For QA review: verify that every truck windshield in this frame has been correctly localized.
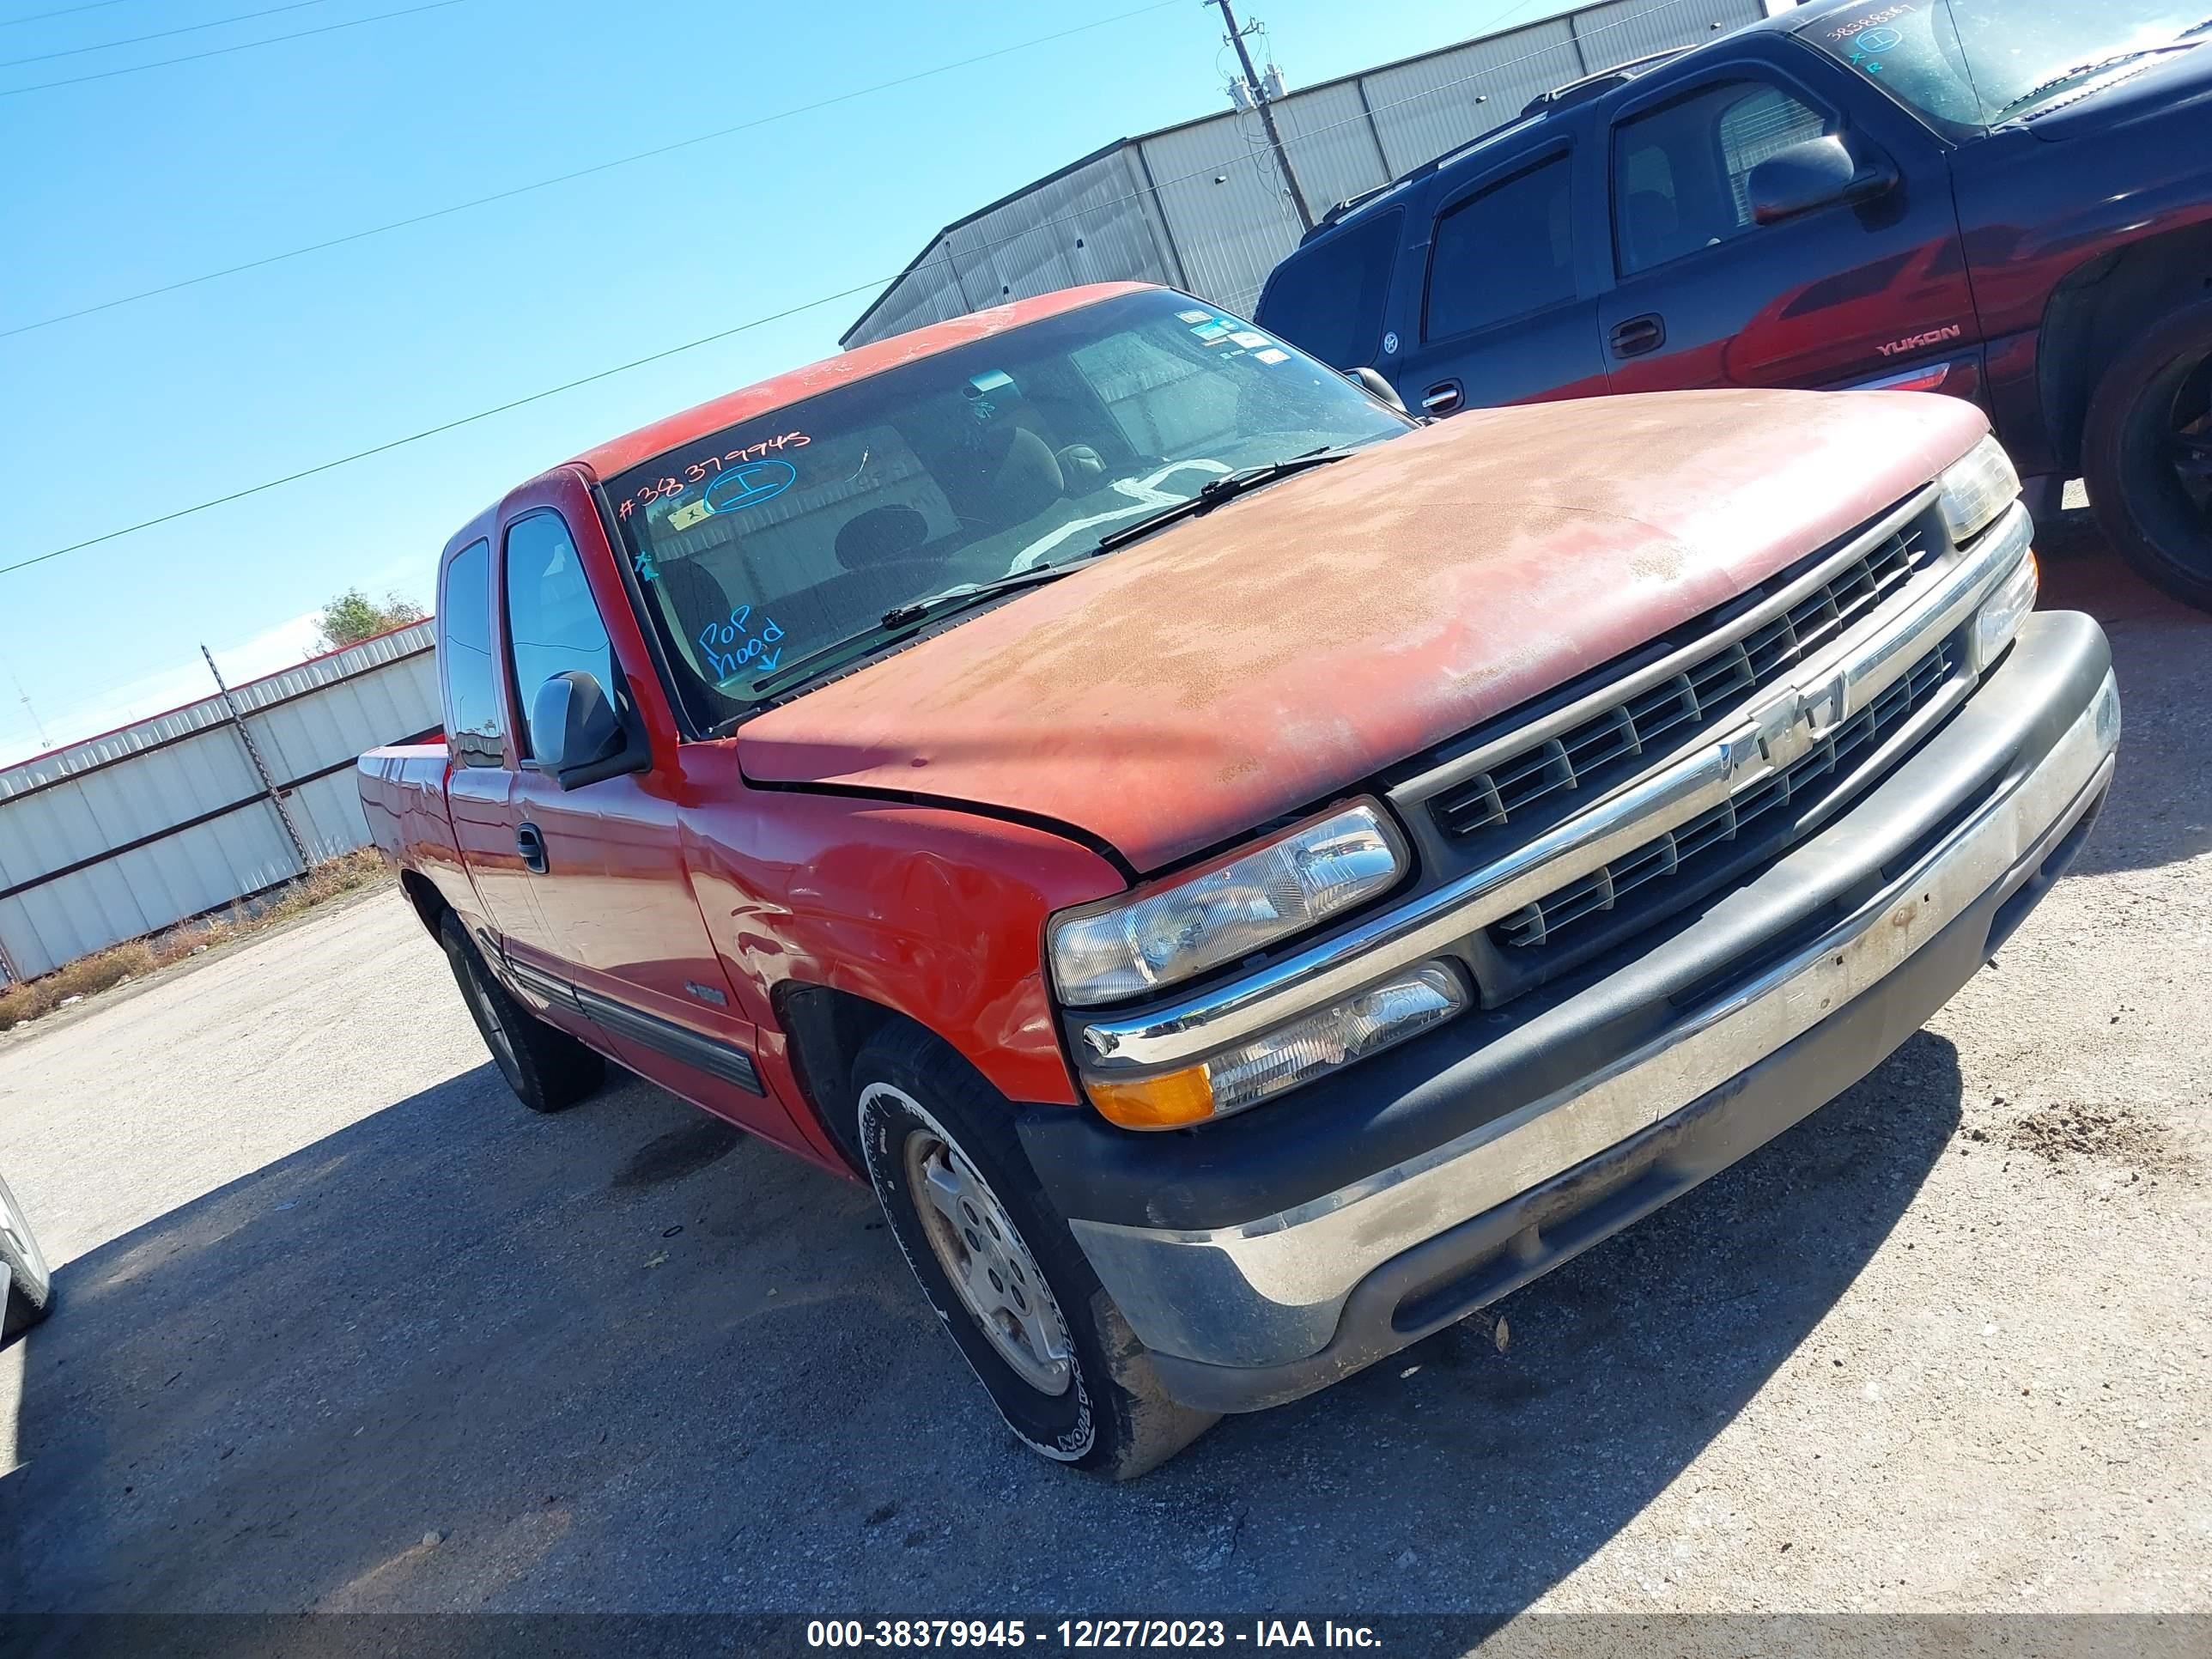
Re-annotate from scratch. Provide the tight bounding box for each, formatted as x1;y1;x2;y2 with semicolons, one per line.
603;289;1409;730
1798;1;2205;135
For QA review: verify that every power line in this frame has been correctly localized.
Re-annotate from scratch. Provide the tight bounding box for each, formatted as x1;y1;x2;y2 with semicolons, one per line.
0;0;138;27
0;276;896;580
0;0;335;68
0;0;465;95
0;0;1713;578
0;0;1182;338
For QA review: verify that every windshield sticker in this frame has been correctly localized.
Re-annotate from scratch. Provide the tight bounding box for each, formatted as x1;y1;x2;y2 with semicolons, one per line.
1812;2;1917;74
704;459;798;514
667;499;713;532
615;432;812;520
1176;308;1211;324
1229;330;1269;349
1189;319;1232;342
1820;3;1913;43
698;605;787;681
1254;348;1289;365
1805;3;1929;79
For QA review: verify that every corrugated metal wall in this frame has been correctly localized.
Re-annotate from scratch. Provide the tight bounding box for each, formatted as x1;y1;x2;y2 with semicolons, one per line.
844;0;1763;345
0;623;440;981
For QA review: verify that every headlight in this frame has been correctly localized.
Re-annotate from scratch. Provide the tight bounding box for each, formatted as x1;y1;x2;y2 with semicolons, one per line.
1086;963;1469;1129
1938;434;2021;543
1970;547;2039;672
1048;802;1406;1007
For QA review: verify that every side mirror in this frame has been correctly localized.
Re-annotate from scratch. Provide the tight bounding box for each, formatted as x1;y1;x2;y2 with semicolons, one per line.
1747;135;1897;227
1347;365;1409;416
531;670;646;791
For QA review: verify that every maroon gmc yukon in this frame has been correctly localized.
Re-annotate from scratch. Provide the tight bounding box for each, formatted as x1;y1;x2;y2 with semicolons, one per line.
364;283;2120;1475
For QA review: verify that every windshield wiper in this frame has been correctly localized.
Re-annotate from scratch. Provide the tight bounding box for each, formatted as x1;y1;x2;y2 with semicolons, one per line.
736;558;1099;704
1991;45;2185;119
1093;446;1358;555
877;559;1096;630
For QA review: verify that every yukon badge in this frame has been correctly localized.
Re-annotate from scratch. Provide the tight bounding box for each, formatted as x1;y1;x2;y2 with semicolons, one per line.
1877;322;1964;358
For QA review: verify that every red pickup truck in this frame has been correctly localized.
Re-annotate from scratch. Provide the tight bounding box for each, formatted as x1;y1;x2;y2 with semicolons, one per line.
362;282;2120;1477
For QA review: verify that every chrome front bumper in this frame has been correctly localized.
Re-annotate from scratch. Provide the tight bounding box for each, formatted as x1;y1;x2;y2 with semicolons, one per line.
1066;660;2120;1388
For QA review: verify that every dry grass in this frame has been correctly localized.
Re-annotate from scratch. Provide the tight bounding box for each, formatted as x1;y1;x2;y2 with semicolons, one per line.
0;848;392;1034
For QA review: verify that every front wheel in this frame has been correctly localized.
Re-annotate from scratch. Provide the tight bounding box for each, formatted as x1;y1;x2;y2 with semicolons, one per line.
2082;296;2212;612
853;1026;1217;1480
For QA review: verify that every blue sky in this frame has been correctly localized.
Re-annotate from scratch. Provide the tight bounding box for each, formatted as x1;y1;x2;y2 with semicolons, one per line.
0;0;1567;763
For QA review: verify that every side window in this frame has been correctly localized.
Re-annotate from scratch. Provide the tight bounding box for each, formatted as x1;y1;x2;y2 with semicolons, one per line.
1613;78;1832;276
1253;209;1402;370
502;512;614;761
440;540;505;769
1423;154;1577;342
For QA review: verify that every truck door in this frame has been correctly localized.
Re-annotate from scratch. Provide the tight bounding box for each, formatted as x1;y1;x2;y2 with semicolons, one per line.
436;536;552;955
1395;137;1612;416
1595;43;1977;398
495;503;806;1148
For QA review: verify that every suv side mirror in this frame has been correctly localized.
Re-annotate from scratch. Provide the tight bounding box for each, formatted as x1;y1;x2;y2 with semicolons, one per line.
1747;135;1897;227
1346;365;1409;416
531;670;647;791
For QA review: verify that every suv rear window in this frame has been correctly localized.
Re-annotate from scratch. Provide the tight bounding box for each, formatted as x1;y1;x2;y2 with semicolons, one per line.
1255;210;1403;370
1425;154;1576;340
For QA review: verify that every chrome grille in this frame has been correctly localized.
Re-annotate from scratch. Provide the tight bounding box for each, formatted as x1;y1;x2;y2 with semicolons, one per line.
1434;528;1928;841
1492;641;1957;951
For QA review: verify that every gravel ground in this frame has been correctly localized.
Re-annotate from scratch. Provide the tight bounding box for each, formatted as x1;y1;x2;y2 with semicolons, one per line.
0;522;2205;1622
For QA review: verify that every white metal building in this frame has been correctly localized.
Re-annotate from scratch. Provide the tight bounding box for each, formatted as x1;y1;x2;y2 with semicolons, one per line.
843;0;1767;349
0;623;439;982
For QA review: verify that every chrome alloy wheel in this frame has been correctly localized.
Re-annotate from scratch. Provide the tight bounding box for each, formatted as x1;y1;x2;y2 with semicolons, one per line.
901;1125;1073;1396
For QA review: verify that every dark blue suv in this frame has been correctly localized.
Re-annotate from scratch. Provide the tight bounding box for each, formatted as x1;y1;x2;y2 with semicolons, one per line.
1255;0;2212;611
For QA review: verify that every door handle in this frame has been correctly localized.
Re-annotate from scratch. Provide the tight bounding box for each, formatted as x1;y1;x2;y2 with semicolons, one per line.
1421;381;1464;416
1610;314;1667;359
516;823;549;875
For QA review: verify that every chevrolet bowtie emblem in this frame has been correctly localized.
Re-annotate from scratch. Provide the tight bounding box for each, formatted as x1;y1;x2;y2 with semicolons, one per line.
1737;672;1850;775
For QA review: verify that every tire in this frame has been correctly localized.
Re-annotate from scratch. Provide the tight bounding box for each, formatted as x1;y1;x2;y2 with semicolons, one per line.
853;1025;1218;1480
438;912;605;1115
2081;295;2212;612
0;1169;53;1344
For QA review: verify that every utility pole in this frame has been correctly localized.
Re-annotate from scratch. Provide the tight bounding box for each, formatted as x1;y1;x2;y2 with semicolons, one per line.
1207;0;1315;232
203;643;310;875
1;653;48;753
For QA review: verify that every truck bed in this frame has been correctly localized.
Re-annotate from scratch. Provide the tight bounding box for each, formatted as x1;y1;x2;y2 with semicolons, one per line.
358;744;454;870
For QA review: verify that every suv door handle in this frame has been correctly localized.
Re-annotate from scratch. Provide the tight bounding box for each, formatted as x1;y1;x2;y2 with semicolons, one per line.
1610;314;1666;359
517;823;549;875
1421;381;1464;415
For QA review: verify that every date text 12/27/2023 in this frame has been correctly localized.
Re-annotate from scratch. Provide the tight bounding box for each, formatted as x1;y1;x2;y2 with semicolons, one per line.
805;1620;1382;1650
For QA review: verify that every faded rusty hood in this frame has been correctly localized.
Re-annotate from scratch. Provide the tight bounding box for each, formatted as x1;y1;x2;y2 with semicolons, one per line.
738;389;1990;874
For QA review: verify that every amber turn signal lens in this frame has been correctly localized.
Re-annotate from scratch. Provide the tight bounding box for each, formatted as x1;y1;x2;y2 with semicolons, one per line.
1086;1067;1217;1129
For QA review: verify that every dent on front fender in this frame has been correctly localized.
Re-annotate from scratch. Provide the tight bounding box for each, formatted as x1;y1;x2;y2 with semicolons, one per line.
675;748;1127;1109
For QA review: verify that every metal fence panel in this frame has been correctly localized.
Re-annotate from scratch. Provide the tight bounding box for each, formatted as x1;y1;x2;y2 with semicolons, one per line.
1359;19;1584;176
287;770;377;863
1266;82;1393;223
1573;0;1765;71
0;627;438;983
0;799;299;979
1136;119;1308;319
